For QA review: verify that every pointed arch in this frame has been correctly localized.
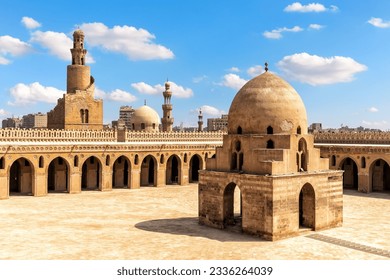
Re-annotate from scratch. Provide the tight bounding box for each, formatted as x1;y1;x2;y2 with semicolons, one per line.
9;157;34;195
267;126;273;135
189;154;203;183
298;138;308;171
223;182;242;229
299;183;315;229
140;155;157;186
81;156;102;190
237;126;242;134
39;156;44;168
266;139;274;149
112;156;131;188
166;154;181;185
340;157;358;189
370;159;390;192
48;157;70;193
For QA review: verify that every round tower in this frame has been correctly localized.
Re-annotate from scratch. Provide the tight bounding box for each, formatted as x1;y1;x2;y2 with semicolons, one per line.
198;108;203;132
161;81;174;132
67;29;91;93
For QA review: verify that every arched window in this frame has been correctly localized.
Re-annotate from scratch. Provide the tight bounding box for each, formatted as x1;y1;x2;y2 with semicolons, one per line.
134;155;139;165
141;123;146;130
235;140;241;152
238;153;243;171
152;123;156;129
106;155;110;166
267;126;273;135
266;139;274;149
80;109;85;123
85;109;89;123
74;156;79;167
184;153;188;163
160;154;165;164
237;126;242;134
361;157;366;168
231;152;237;170
0;157;4;169
132;124;135;130
331;155;336;166
297;126;302;134
39;156;44;168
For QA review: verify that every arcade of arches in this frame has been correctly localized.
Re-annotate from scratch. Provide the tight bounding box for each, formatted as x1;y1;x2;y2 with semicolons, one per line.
318;145;390;193
0;150;211;199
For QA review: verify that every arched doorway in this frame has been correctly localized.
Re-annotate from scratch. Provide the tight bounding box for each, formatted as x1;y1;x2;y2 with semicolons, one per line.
299;183;315;229
340;157;358;189
112;156;131;188
189;154;203;183
141;155;157;186
48;157;69;193
81;156;102;190
166;155;181;185
371;159;390;192
9;158;34;195
298;138;308;171
223;183;242;228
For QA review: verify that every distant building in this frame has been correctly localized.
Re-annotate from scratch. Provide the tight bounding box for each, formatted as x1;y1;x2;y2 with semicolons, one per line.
119;106;135;128
2;117;22;128
22;113;47;129
309;123;322;133
207;114;228;131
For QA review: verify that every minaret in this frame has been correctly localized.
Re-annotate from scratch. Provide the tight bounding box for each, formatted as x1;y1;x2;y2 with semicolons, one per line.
161;81;174;132
198;108;203;132
67;29;91;94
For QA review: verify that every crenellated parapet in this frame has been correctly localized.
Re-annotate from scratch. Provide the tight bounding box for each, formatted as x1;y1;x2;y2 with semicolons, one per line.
313;131;390;144
0;128;225;144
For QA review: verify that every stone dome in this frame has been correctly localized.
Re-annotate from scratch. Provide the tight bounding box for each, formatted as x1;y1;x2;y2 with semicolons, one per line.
73;29;84;37
228;71;307;135
131;105;160;132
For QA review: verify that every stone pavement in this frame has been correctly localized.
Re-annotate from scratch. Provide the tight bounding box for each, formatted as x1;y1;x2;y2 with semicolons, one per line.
0;185;389;260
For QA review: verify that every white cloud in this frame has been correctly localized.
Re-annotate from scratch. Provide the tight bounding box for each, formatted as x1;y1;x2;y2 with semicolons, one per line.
309;24;325;30
221;74;248;90
200;105;225;116
8;82;64;105
277;53;367;86
368;17;390;28
0;109;9;116
362;120;388;128
368;107;379;113
95;87;137;102
80;22;174;60
192;75;208;83
30;30;95;63
21;17;41;29
228;67;240;72
284;2;327;13
0;35;32;64
247;65;264;77
263;26;303;39
131;81;193;98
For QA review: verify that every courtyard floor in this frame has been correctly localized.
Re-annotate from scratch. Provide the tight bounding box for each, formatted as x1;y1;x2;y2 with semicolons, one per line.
0;184;389;260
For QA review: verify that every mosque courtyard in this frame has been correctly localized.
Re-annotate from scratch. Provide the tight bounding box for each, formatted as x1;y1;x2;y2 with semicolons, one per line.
0;184;389;260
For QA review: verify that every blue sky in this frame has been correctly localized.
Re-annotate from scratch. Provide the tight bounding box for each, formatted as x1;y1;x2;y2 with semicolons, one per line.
1;0;390;129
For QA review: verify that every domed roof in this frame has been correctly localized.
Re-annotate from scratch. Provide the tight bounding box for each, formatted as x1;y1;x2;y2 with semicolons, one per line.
131;105;160;131
73;29;84;37
228;71;307;135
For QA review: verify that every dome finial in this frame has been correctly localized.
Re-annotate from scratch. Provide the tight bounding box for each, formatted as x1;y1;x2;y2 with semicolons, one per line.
265;62;268;72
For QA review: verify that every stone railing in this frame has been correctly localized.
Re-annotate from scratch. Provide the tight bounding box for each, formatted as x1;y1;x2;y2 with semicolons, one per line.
0;128;225;144
313;131;390;144
125;131;225;143
0;128;117;142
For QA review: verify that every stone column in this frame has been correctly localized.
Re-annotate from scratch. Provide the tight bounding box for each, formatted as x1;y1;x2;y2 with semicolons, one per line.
358;171;370;193
100;166;112;191
130;168;141;189
34;169;47;197
0;170;8;199
180;163;189;186
69;169;81;194
157;164;166;187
